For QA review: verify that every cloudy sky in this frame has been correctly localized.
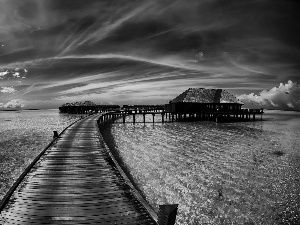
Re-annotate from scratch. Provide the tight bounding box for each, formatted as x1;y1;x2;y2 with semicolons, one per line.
0;0;299;110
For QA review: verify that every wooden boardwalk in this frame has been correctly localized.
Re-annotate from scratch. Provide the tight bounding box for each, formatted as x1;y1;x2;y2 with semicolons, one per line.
0;115;157;225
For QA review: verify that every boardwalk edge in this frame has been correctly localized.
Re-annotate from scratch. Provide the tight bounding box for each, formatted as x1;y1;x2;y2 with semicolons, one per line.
97;117;159;223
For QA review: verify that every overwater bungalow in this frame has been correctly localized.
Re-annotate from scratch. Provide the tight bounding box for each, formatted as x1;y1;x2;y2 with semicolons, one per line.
165;88;243;112
165;88;263;122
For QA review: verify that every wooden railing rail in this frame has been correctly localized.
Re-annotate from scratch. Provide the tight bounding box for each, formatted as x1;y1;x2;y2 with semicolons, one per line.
97;112;178;225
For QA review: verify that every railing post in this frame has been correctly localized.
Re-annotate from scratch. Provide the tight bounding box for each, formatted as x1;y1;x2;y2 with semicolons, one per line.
158;204;178;225
53;131;59;139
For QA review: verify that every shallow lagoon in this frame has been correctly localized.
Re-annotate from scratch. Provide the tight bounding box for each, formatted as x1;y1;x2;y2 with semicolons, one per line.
1;109;299;224
102;110;300;224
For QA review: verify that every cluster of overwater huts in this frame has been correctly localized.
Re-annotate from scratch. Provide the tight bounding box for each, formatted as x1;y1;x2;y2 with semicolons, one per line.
59;88;263;122
59;101;119;114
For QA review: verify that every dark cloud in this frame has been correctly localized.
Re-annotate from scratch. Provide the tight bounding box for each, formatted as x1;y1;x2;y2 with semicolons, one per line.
47;0;100;11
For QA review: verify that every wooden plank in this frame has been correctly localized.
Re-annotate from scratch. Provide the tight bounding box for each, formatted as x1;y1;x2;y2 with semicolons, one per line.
0;115;157;224
2;212;155;225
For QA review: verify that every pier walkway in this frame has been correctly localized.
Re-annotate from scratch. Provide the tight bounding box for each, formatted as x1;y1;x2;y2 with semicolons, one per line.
0;115;156;225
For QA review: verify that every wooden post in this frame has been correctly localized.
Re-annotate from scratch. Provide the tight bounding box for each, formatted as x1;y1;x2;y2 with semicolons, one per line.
53;131;59;139
143;113;146;124
158;204;178;225
152;113;155;124
161;113;164;123
123;114;126;123
112;114;115;123
172;114;174;122
133;114;136;124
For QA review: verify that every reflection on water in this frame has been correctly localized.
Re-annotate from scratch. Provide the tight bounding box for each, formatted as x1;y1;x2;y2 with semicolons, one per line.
0;110;80;200
102;111;300;224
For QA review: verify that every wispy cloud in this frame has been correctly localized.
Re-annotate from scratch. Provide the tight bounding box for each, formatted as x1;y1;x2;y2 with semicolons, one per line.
59;1;155;55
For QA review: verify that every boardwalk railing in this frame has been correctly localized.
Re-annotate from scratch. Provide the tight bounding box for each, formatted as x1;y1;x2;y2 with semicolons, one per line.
96;107;263;124
97;112;179;225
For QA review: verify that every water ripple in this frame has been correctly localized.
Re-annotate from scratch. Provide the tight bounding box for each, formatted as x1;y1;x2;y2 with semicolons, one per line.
103;112;300;224
0;110;81;200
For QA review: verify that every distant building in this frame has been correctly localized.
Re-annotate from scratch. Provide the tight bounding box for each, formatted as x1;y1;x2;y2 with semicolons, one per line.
165;88;243;113
59;101;120;114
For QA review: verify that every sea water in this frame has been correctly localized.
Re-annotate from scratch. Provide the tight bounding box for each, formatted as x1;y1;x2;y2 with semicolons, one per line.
102;110;300;225
0;109;80;200
1;109;299;224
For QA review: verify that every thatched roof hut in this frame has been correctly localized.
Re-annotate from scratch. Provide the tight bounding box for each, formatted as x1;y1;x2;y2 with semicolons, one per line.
170;88;243;104
166;88;243;113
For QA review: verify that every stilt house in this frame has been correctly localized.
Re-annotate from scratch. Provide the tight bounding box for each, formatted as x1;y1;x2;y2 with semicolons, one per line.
165;88;243;113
